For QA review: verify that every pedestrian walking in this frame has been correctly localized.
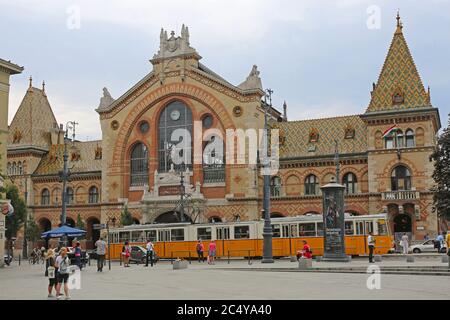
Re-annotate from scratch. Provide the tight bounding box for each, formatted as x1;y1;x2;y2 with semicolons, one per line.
301;240;312;259
435;233;444;253
122;241;131;267
196;240;205;263
445;232;450;255
45;249;57;298
95;237;107;272
207;240;216;265
367;232;376;263
400;233;409;254
74;241;82;271
55;247;71;300
145;240;154;267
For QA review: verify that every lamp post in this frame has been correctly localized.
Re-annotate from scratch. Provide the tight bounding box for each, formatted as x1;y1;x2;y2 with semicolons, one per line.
106;216;116;271
179;162;186;222
59;121;78;247
22;176;28;258
261;89;274;263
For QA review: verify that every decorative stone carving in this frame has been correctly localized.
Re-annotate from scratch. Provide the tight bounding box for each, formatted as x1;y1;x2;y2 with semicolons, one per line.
98;87;115;110
238;65;263;91
12;128;22;143
152;25;198;61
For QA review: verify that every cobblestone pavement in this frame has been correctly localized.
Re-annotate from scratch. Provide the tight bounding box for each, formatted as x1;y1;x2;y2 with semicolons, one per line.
0;258;449;300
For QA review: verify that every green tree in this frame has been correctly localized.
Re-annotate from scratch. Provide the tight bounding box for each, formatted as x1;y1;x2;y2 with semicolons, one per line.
76;213;85;230
5;184;26;240
120;204;133;226
25;215;41;243
431;117;450;221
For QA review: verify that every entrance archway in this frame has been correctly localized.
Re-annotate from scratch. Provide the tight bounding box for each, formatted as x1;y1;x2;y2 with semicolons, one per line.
393;214;412;233
271;213;285;218
154;211;192;224
86;217;101;250
38;218;52;232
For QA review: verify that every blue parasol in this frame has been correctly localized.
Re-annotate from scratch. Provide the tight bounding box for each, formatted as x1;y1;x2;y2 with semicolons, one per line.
41;225;86;238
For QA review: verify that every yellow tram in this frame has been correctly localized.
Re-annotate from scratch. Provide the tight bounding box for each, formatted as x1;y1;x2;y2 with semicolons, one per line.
107;214;392;260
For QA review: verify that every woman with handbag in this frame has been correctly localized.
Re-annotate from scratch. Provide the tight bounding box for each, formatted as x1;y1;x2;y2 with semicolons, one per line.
45;249;57;298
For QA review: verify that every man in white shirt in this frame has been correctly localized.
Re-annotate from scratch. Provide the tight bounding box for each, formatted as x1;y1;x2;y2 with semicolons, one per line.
95;237;107;272
367;232;376;263
145;240;154;267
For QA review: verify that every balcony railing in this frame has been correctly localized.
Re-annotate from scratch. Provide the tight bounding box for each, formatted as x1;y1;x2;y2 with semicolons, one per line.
203;166;225;184
381;190;420;201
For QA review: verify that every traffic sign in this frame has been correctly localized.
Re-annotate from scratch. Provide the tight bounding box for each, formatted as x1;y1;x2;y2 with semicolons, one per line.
93;223;106;230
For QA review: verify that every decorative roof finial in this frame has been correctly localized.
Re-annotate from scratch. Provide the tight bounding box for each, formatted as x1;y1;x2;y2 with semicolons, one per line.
42;80;45;93
427;86;431;103
29;76;32;88
283;101;287;121
395;10;403;34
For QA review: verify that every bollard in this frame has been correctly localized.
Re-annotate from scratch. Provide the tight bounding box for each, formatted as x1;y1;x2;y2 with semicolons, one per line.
406;255;415;263
228;251;230;264
442;255;449;263
120;253;122;266
189;252;191;264
248;250;252;265
298;258;313;270
171;252;174;265
315;256;323;262
18;254;21;266
374;255;382;262
290;256;297;262
173;259;188;270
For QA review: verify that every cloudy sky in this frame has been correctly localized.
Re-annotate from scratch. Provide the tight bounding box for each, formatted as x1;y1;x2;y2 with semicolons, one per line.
2;0;449;140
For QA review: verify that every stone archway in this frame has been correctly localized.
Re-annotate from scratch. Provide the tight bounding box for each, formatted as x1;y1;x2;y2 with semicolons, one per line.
86;217;101;250
154;211;192;224
271;213;285;218
393;214;412;233
38;218;52;232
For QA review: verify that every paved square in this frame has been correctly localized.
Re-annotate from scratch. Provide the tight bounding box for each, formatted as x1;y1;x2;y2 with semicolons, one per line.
0;257;449;300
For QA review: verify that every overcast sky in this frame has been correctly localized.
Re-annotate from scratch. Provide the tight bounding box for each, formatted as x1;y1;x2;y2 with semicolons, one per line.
2;0;449;141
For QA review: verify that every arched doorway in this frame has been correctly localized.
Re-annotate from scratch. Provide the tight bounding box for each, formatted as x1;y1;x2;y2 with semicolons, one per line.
132;218;140;225
393;214;412;233
86;217;101;250
38;218;52;232
154;211;192;224
65;218;75;227
271;213;285;218
208;216;222;223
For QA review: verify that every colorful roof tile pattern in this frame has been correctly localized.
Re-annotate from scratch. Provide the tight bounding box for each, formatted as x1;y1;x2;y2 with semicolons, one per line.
366;16;430;113
34;141;102;175
8;87;58;148
273;115;367;159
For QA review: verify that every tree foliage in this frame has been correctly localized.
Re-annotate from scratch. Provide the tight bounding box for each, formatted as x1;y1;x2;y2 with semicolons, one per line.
25;215;41;242
120;204;133;226
431;118;450;220
5;184;27;240
76;212;85;230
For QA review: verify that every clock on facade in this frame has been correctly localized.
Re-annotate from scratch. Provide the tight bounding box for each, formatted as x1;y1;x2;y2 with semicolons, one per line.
170;109;181;121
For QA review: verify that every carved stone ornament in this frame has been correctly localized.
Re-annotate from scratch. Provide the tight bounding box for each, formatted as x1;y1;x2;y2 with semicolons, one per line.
111;120;119;131
98;87;115;109
12;128;22;143
309;128;319;143
233;106;243;117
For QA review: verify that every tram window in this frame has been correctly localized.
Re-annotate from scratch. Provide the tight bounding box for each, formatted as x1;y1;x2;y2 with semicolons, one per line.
290;224;298;238
216;227;230;240
282;225;289;238
158;230;170;242
234;226;250;239
119;232;130;243
299;223;316;237
197;227;212;240
317;223;324;236
377;220;388;235
145;230;157;242
171;229;185;241
131;231;144;242
365;221;374;235
345;221;354;235
272;224;281;238
355;221;364;235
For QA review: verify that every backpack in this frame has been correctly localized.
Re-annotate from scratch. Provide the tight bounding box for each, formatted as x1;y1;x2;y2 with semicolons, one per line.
196;243;202;251
59;257;70;274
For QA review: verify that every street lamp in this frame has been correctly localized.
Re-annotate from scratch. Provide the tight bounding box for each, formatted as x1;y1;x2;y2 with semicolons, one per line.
261;89;274;263
106;215;116;271
59;121;78;247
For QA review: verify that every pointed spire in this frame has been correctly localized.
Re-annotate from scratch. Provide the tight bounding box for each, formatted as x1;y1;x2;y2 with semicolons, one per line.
395;10;403;34
29;76;32;88
427;86;431;103
42;80;45;92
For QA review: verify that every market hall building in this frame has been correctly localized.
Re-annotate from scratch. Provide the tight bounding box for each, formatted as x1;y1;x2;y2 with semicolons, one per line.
6;16;442;250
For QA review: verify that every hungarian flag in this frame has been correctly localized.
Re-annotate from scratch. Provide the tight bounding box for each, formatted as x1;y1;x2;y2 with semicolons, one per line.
382;124;398;138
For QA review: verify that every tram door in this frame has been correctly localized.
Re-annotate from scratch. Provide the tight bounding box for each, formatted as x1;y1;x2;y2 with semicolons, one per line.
216;227;230;257
158;229;170;241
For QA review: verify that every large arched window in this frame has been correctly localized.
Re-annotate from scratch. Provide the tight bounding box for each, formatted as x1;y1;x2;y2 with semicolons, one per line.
88;186;99;203
391;166;412;191
130;142;148;186
66;187;74;204
158;101;193;172
12;162;17;175
203;134;225;183
396;130;404;148
7;163;11;175
405;129;415;148
270;176;282;197
41;189;50;205
304;174;319;195
343;172;358;194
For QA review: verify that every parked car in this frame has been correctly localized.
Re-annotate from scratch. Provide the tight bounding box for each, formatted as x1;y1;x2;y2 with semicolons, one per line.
128;245;159;264
409;240;447;253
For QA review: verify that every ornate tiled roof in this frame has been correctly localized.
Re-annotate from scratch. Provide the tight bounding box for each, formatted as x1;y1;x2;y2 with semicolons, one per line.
33;140;102;176
366;14;430;113
273;115;367;159
8;86;58;149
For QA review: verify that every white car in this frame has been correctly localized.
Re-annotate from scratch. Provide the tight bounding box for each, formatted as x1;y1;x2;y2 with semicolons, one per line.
409;240;447;254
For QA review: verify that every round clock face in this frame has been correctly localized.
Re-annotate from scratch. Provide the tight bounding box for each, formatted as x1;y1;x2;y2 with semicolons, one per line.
170;109;181;121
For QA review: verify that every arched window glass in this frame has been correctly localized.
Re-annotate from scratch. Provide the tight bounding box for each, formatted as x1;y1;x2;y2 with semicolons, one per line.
270;176;282;197
66;187;74;204
405;129;415;148
391;166;412;191
396;130;404;148
304;174;319;195
12;162;17;175
385;136;394;149
343;172;358;194
158;101;193;172
7;163;11;175
130;142;148;186
88;186;99;203
41;189;50;205
203;134;225;183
